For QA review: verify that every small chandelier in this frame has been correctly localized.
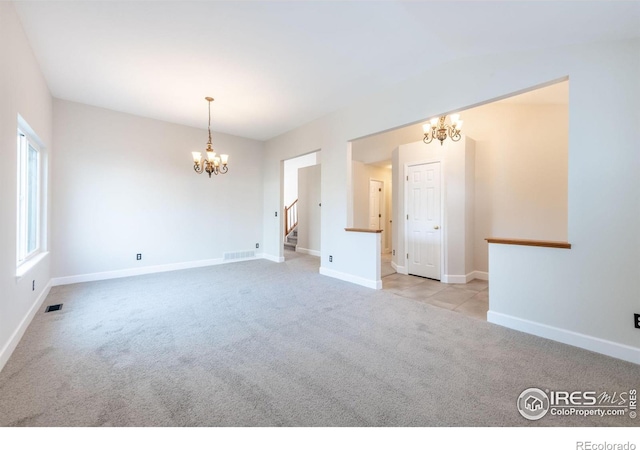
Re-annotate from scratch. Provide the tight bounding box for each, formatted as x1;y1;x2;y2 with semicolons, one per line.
423;114;463;146
191;97;229;177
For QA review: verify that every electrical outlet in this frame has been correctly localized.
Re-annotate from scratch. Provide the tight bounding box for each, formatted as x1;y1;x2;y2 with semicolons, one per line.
392;250;395;256
256;243;259;249
634;314;640;329
275;211;278;217
136;253;142;261
329;255;333;262
32;280;35;291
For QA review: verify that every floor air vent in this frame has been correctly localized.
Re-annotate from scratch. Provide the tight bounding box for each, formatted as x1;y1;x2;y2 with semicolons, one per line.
223;250;256;261
45;304;63;313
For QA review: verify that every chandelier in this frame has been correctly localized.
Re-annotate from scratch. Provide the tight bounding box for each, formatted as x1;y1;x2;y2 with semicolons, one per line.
423;114;463;146
191;97;229;177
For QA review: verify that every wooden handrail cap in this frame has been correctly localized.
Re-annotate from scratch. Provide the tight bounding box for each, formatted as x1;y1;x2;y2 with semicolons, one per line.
345;228;383;233
485;237;571;249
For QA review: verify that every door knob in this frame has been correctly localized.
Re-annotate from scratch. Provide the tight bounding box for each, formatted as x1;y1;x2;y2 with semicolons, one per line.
434;225;440;230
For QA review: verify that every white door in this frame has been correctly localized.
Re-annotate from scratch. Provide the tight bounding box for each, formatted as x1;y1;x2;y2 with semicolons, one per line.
407;162;441;280
369;180;383;230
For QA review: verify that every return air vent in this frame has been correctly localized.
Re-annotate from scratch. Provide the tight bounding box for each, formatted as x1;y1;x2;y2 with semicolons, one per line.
223;250;256;261
45;304;63;313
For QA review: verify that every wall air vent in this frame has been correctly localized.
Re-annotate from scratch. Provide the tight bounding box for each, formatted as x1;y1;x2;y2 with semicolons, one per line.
223;250;256;261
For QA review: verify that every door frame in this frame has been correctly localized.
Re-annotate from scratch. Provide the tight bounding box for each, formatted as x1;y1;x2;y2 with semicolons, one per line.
403;159;445;280
369;178;388;252
368;178;384;230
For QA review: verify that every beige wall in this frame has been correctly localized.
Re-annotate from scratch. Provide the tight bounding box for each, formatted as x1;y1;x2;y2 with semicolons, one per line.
351;161;392;253
0;2;54;371
464;103;568;272
354;98;569;274
297;164;321;255
0;2;55;370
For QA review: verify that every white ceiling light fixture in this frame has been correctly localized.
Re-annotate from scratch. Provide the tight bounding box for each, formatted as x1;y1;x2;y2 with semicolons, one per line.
191;97;229;178
422;114;463;146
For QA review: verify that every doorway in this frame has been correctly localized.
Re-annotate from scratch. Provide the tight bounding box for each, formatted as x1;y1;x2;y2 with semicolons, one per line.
406;162;442;280
282;151;321;257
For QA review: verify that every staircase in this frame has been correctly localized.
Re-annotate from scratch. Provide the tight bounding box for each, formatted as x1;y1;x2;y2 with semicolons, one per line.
284;227;298;251
284;199;298;252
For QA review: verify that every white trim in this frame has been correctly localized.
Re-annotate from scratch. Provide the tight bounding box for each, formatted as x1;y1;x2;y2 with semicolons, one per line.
468;270;489;281
367;177;387;233
16;128;43;266
319;267;381;290
441;271;489;284
260;253;285;263
488;311;640;365
51;256;274;286
0;280;52;373
52;254;285;286
16;251;49;280
442;274;466;284
295;247;321;257
404;160;445;282
392;261;408;275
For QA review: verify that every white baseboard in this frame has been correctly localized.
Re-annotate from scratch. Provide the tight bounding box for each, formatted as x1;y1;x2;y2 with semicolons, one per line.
319;267;381;290
468;271;489;281
52;258;221;286
488;311;640;365
391;262;408;275
0;280;52;373
442;274;466;284
295;247;320;257
52;255;281;286
442;271;489;284
259;253;285;263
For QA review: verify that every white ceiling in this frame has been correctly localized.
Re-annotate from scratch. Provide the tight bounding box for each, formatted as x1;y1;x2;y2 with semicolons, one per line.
14;1;640;141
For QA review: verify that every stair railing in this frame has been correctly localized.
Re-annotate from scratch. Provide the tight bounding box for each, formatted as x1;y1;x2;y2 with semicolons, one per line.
285;199;298;237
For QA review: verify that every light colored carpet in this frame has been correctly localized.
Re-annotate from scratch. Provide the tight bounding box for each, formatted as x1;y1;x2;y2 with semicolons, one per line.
0;251;637;427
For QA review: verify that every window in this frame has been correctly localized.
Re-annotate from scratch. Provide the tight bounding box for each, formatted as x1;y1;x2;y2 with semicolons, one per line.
17;128;41;265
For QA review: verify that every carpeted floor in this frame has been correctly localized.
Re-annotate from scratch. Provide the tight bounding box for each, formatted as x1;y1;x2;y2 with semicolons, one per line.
0;251;637;427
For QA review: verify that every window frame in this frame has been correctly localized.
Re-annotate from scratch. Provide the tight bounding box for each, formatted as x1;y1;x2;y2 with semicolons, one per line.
16;127;42;267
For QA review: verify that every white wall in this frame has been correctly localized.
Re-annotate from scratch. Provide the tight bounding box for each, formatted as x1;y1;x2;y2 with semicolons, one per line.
283;152;317;208
351;161;392;252
262;38;640;361
297;164;321;255
52;99;264;279
0;2;54;371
